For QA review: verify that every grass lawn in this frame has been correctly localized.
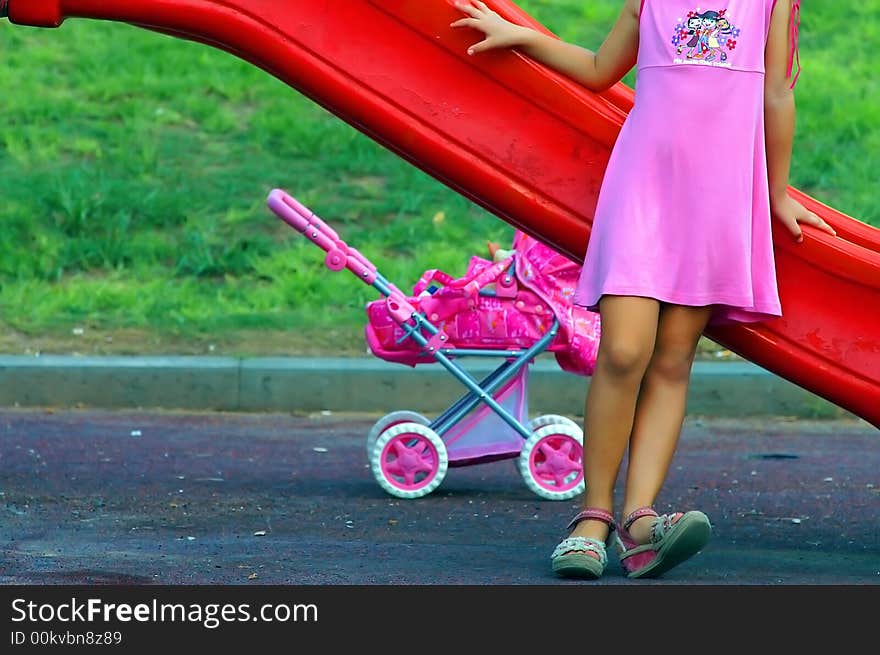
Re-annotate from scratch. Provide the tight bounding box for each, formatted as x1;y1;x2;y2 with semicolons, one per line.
0;1;876;357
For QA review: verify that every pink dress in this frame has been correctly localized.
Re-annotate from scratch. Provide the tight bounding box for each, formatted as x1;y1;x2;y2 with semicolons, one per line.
574;0;800;325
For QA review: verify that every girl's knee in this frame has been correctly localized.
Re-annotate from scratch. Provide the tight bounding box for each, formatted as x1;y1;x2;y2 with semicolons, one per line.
646;350;696;384
597;342;653;379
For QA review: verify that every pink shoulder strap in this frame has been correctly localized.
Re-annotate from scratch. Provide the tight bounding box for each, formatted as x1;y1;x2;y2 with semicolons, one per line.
786;0;801;88
639;0;646;18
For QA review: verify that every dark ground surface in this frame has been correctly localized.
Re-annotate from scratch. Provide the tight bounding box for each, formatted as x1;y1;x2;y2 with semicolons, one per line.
0;408;877;586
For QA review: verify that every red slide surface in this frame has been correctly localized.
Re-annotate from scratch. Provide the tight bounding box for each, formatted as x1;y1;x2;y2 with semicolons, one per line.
8;0;880;429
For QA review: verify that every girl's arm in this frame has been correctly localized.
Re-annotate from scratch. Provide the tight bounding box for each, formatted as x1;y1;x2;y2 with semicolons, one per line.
764;0;835;242
451;0;640;92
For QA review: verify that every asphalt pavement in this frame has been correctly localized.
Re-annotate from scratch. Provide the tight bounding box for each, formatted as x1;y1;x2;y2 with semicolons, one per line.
1;407;876;586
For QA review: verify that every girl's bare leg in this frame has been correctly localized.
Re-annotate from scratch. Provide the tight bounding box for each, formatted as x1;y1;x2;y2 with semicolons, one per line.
569;295;660;543
621;303;713;543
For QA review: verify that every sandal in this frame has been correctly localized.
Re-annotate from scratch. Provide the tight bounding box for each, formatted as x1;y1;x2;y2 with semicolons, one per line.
551;508;616;579
613;507;711;579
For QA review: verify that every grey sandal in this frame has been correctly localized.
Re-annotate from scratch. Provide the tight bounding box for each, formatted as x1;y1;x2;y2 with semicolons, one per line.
551;508;616;579
614;506;712;579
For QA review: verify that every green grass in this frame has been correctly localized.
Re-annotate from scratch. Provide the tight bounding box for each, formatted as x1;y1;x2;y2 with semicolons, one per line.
0;1;877;356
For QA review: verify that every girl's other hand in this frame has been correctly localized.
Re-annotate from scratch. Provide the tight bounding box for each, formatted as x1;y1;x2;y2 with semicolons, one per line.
771;193;837;243
451;1;527;55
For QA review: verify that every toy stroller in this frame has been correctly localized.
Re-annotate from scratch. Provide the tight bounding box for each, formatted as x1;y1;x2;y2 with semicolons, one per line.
267;188;602;501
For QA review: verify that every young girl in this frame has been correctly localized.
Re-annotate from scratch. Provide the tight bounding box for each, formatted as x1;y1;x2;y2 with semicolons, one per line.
452;0;836;579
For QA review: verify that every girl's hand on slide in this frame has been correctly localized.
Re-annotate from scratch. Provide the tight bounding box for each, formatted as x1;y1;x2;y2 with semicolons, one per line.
450;1;525;55
772;193;837;243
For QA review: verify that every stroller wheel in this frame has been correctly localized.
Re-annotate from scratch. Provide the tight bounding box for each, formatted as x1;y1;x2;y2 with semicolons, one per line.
528;414;580;433
370;422;448;499
518;424;585;501
365;410;430;459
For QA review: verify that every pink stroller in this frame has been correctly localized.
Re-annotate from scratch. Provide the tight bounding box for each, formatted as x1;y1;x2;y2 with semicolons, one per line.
267;189;602;501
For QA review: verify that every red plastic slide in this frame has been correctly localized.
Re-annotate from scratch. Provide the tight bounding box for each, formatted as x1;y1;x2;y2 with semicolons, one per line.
7;0;879;429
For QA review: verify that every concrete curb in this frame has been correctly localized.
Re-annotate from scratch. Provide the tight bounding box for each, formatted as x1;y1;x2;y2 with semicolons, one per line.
0;354;856;419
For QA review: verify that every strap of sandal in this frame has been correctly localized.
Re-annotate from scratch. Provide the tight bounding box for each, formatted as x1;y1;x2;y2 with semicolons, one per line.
622;506;659;533
650;512;684;542
566;507;615;532
551;537;608;566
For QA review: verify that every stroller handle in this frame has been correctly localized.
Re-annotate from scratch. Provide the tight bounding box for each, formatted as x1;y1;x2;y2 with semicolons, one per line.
268;188;378;284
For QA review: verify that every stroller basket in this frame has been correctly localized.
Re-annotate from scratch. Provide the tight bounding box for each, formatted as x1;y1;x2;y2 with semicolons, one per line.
365;231;601;377
267;188;601;501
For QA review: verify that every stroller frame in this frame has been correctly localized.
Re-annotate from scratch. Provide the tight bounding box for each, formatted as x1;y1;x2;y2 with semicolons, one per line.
268;188;585;501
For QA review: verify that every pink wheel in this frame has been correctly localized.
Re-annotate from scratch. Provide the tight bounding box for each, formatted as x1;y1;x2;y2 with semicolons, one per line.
528;413;579;433
365;410;430;458
518;424;585;501
370;422;448;499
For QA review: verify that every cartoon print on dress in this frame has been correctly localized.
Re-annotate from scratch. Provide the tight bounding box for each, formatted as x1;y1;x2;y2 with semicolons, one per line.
672;8;739;67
